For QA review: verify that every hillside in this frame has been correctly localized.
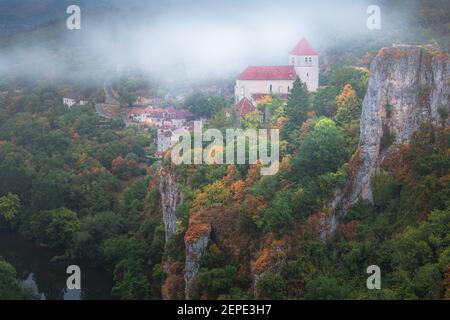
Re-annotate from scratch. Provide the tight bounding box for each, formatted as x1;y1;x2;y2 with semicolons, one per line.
0;0;449;301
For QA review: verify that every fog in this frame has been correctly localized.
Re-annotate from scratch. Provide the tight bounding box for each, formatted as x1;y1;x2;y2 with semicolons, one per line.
0;0;417;82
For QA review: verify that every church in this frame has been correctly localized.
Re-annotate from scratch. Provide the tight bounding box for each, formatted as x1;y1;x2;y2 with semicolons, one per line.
235;38;319;105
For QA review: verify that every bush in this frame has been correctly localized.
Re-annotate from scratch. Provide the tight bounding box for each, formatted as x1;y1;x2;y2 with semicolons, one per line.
304;275;352;300
371;171;400;209
198;265;239;298
256;191;294;237
256;272;286;300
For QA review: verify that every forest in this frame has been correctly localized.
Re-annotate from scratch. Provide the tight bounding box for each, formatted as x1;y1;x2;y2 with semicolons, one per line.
0;0;449;300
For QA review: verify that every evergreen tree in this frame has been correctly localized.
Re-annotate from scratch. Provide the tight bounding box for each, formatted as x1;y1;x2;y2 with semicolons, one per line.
282;77;310;140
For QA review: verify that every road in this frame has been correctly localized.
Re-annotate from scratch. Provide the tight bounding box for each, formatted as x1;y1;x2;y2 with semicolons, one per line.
103;79;121;105
95;78;122;119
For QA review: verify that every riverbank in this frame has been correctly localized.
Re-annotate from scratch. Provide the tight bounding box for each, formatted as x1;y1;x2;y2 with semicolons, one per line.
0;231;113;300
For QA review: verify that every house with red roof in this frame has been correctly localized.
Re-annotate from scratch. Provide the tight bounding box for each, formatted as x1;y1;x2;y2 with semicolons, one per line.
235;38;319;103
236;97;257;117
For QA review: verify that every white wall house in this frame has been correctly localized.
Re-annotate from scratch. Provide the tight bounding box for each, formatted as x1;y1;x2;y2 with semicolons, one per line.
63;93;88;108
235;38;319;103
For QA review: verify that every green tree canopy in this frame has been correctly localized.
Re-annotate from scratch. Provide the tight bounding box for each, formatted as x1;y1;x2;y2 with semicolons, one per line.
293;118;346;177
282;77;310;139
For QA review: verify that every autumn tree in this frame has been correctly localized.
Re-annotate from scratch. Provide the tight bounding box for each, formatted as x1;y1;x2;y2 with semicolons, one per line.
335;84;362;155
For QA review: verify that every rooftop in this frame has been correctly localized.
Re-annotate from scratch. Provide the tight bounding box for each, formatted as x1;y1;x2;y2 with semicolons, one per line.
290;38;318;56
237;66;297;81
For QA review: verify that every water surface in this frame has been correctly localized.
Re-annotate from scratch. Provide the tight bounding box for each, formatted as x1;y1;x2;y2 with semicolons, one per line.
0;231;113;300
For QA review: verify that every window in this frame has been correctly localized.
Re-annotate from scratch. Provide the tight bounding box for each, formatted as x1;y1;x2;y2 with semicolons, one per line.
291;58;295;64
309;57;312;63
288;86;290;92
269;84;273;93
305;57;308;63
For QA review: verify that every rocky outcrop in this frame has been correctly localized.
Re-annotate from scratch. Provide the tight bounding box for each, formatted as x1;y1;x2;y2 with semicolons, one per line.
251;240;288;298
159;165;180;242
184;219;211;300
327;44;449;235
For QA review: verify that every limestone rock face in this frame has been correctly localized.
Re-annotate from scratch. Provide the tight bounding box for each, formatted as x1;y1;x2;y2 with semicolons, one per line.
159;166;180;242
328;45;449;232
184;229;210;300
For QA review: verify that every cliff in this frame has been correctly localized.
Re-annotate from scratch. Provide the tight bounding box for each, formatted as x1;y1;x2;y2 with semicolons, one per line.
159;165;181;242
327;44;449;235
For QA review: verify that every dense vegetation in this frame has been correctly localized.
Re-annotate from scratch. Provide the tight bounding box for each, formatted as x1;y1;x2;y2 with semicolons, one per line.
0;0;449;300
0;82;163;299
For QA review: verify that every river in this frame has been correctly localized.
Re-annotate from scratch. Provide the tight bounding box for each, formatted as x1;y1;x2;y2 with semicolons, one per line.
0;231;113;300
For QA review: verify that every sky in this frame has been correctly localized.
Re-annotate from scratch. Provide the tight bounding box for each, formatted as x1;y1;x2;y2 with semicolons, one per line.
0;0;417;82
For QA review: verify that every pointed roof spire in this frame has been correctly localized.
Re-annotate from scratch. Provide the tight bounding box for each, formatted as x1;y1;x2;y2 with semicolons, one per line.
290;38;318;56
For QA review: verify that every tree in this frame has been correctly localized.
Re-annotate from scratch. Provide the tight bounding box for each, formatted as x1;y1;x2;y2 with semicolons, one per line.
256;272;286;300
242;111;262;129
304;275;352;300
185;93;227;119
74;211;126;261
192;181;231;211
0;193;20;225
327;66;368;98
282;77;310;138
111;258;151;300
256;95;285;124
293;118;346;177
335;84;361;155
312;86;339;118
256;191;294;237
198;265;239;298
0;258;23;299
410;263;442;299
45;208;81;248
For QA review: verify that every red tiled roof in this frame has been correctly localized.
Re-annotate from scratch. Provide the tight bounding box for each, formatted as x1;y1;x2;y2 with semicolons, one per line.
237;66;296;81
236;98;256;117
128;107;145;115
290;38;318;56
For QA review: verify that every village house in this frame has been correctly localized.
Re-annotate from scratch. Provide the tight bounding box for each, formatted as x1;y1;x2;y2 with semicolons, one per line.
157;126;191;154
128;106;153;123
63;92;88;108
127;106;192;129
134;96;153;106
235;37;319;104
157;129;174;154
0;91;8;101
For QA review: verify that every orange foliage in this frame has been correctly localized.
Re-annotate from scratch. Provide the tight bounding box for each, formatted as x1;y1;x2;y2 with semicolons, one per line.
252;239;287;275
299;118;314;138
161;261;185;300
230;180;246;200
245;162;261;186
304;212;328;239
185;210;212;244
337;220;359;240
336;84;358;109
443;265;450;300
244;195;266;217
223;165;239;184
253;247;272;275
275;116;287;129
